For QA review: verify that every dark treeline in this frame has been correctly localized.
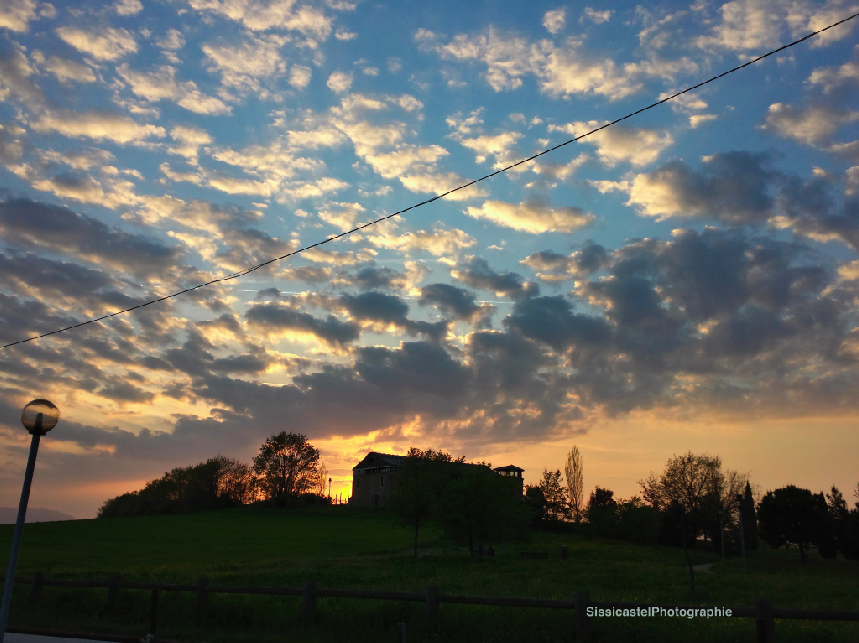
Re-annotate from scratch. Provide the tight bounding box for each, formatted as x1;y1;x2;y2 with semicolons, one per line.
97;432;329;518
539;448;859;563
388;448;532;557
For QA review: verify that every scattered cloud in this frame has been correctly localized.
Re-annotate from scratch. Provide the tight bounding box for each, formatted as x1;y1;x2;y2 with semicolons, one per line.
56;26;138;60
327;71;353;93
543;9;565;34
466;199;595;233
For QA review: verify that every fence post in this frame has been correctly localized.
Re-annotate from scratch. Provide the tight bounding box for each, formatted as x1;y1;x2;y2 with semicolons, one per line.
28;572;41;602
148;589;159;638
396;622;406;642
425;585;438;631
574;590;590;643
107;574;120;609
195;576;209;625
301;580;316;627
755;597;775;643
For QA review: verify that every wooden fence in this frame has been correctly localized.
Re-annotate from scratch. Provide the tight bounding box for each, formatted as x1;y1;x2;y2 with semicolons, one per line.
4;571;859;642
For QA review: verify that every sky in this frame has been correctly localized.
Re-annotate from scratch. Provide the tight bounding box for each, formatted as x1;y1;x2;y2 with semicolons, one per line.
0;0;858;520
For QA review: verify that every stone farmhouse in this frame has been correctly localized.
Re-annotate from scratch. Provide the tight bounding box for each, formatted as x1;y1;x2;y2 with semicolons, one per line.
349;451;525;507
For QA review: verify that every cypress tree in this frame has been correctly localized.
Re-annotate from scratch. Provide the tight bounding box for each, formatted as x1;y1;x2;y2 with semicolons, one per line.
742;481;759;550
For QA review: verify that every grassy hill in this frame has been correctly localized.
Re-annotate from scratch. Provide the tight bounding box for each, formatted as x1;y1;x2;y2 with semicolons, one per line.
0;504;857;642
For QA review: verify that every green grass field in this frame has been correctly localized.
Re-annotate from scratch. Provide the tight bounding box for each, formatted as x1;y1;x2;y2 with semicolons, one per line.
1;504;857;642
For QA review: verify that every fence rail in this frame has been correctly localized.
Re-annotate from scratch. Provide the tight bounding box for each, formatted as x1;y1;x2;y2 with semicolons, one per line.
4;571;859;642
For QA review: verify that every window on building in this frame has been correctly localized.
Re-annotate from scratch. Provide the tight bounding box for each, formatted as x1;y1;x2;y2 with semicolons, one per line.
381;476;385;486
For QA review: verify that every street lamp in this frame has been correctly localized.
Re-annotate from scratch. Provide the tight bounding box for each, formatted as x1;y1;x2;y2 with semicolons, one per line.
0;399;60;642
328;478;332;502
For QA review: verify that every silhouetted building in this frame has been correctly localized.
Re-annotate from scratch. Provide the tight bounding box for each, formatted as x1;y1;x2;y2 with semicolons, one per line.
349;451;524;506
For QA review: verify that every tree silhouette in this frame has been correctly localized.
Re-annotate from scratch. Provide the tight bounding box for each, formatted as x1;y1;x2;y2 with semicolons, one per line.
564;446;584;523
252;432;321;508
757;485;829;563
388;448;464;556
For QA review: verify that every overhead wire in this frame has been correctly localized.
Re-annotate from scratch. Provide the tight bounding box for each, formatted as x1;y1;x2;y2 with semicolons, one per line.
2;10;857;350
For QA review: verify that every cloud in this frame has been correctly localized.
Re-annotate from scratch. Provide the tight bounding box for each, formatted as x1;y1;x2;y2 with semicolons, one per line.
762;102;859;146
327;71;353;92
466;199;595;233
134;197;262;234
0;0;37;31
548;121;673;167
421;27;644;100
280;177;349;199
607;151;777;224
187;0;333;38
114;0;142;15
0;197;189;281
318;201;365;231
0;44;44;107
156;28;185;50
56;26;138;60
397;170;487;201
334;291;446;339
543;9;565;34
32;110;166;144
581;7;612;24
117;64;231;115
452;257;530;299
45;56;96;83
289;65;312;88
696;0;858;53
245;302;359;346
368;226;476;257
419;283;479;320
505;295;611;352
202;35;288;90
168;125;212;159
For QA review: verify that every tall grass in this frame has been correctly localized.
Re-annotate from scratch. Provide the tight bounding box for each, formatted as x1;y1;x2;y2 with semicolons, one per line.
1;504;857;642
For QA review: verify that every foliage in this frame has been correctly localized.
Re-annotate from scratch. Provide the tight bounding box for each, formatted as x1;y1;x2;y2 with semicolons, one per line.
585;486;617;537
740;481;760;551
535;468;570;522
523;486;547;526
757;485;830;563
564;445;584;523
388;448;465;556
252;432;322;508
639;451;748;548
97;455;253;518
434;460;530;555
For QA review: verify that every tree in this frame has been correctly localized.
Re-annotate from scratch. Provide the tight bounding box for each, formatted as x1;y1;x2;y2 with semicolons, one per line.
388;448;464;556
97;454;252;518
757;485;829;563
585;487;617;537
252;432;321;508
524;486;548;526
538;469;570;522
740;481;760;551
639;451;747;546
313;462;330;498
209;455;255;505
564;446;584;523
436;460;529;556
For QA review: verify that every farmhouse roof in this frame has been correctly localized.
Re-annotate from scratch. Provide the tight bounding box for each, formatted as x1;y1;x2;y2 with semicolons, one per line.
353;451;404;470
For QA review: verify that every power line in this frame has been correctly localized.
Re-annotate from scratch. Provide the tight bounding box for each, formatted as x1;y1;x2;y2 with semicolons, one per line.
2;11;857;350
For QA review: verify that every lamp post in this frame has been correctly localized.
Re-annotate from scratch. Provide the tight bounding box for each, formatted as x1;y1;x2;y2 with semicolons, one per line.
328;478;332;503
0;399;60;642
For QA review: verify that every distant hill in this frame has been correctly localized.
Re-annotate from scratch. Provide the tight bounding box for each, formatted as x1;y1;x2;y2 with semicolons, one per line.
0;507;75;523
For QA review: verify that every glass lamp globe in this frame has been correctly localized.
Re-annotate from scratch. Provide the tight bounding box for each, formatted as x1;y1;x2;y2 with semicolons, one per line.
21;399;60;435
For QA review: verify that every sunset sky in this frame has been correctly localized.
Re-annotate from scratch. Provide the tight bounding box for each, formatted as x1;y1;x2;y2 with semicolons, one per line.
1;0;858;520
